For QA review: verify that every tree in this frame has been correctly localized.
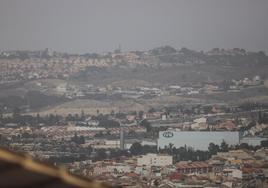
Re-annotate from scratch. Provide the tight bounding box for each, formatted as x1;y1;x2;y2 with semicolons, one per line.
66;114;74;121
238;143;250;150
140;120;152;132
208;143;220;155
130;142;143;155
151;45;176;56
97;149;107;160
203;106;212;114
74;114;79;121
95;131;104;138
220;140;229;152
261;140;268;148
12;107;21;122
153;180;160;187
36;113;41;123
71;133;85;144
142;145;157;154
98;118;120;128
168;143;175;155
258;111;264;124
71;133;79;143
138;111;144;119
87;146;93;155
80;110;85;121
148;108;156;113
79;136;85;144
115;112;126;119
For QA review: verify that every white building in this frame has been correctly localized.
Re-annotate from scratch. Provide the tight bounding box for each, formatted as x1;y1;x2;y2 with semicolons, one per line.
223;168;242;179
137;153;172;167
193;117;207;124
106;164;132;173
90;140;121;149
56;83;67;94
67;126;105;131
158;131;240;150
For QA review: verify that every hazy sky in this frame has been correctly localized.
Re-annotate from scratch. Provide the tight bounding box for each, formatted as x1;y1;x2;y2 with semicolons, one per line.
0;0;268;53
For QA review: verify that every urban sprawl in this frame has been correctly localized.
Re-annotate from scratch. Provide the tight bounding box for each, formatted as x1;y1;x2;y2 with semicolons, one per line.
0;47;268;187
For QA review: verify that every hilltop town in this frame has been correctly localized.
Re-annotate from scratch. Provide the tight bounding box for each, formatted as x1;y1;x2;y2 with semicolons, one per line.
1;46;268;115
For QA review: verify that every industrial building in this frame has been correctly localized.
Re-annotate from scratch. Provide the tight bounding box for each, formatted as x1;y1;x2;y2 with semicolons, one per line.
158;131;240;150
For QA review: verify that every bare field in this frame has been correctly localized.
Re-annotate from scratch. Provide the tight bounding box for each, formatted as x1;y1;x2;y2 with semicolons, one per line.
26;95;209;116
25;99;148;116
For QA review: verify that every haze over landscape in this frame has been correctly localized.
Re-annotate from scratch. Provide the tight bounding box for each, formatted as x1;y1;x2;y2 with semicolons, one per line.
0;1;268;188
0;0;268;53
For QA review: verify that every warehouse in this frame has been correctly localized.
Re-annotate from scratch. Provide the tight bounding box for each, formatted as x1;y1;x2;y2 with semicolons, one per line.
158;131;240;150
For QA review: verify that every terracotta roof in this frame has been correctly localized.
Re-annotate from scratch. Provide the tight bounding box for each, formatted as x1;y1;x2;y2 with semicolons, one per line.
242;167;263;174
176;162;210;169
169;172;182;180
125;172;138;178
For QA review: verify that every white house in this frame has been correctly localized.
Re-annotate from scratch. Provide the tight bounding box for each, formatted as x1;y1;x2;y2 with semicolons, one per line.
137;153;172;167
